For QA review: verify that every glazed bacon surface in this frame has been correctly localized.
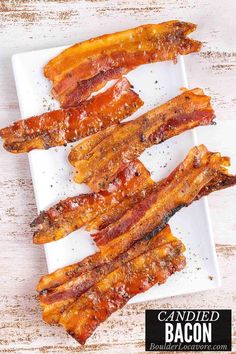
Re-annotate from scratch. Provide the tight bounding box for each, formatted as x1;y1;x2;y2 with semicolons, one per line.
33;145;236;246
32;160;154;244
0;78;143;153
92;145;236;246
36;146;236;343
38;226;176;324
69;88;215;192
44;21;202;108
36;145;236;294
59;239;185;344
37;225;185;342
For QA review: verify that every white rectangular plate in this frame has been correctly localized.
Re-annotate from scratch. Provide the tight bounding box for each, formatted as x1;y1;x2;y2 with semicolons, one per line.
12;43;221;304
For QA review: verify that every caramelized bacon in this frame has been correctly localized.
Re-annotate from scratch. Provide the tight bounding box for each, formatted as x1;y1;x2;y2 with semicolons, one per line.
33;145;236;246
44;21;202;107
36;148;236;294
59;239;185;344
69;88;215;192
92;145;234;246
32;160;153;244
0;78;143;153
36;146;236;343
38;226;176;324
32;142;236;250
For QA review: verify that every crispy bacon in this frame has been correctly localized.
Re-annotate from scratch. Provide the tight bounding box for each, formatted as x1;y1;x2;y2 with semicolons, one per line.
38;225;176;324
69;88;215;192
36;146;236;342
36;148;236;294
44;21;202;108
0;78;143;153
92;145;235;246
32;142;236;249
32;160;154;244
33;145;236;247
59;239;185;344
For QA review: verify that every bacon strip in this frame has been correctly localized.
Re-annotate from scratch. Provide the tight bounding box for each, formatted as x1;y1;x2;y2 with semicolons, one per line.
92;145;234;246
59;239;186;344
38;225;176;324
0;78;143;153
36;147;236;293
44;21;202;108
33;143;236;247
32;160;153;244
36;146;236;343
69;88;215;192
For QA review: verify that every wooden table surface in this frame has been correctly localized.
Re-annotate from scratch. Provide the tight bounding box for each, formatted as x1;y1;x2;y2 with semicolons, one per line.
0;1;235;353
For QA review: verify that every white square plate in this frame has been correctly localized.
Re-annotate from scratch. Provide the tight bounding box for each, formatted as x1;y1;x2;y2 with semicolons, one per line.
12;43;221;303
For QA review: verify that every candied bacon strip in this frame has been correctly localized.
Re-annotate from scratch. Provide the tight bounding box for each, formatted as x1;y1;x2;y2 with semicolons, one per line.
92;145;234;246
32;160;153;244
0;78;143;153
36;152;236;294
38;225;176;324
44;21;202;108
35;140;236;260
59;240;186;344
89;170;236;231
37;145;236;291
36;222;169;294
37;158;236;291
69;88;215;192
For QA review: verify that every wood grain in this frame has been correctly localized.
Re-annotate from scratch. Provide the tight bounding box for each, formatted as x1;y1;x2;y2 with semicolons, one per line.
0;0;236;352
